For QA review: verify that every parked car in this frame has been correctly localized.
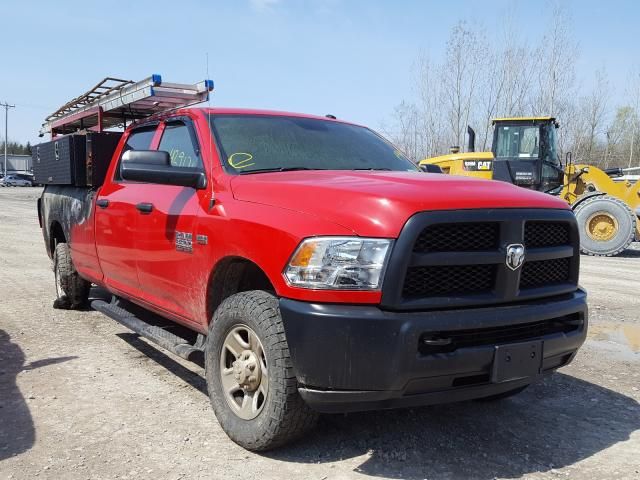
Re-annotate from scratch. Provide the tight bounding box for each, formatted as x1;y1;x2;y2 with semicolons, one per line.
1;174;33;187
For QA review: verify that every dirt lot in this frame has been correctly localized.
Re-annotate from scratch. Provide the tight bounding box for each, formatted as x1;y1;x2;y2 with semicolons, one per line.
1;187;639;480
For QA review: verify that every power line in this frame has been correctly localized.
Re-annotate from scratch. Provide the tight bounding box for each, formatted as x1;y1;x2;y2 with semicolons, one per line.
1;102;16;176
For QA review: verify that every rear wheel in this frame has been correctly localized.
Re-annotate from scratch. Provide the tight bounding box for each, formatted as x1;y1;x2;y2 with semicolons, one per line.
573;195;636;256
53;243;90;309
205;290;317;451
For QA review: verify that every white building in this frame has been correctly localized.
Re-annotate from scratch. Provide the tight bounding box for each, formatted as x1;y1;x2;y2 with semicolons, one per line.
2;154;32;174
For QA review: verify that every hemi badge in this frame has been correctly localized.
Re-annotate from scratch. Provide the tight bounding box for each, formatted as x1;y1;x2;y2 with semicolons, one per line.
175;232;193;253
196;234;208;245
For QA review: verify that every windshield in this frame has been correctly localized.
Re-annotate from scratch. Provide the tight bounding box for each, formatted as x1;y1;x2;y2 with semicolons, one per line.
210;115;418;174
495;125;540;159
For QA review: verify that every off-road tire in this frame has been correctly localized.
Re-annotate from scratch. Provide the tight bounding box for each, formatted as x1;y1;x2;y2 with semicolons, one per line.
53;243;90;309
205;290;317;451
475;385;528;402
573;195;636;257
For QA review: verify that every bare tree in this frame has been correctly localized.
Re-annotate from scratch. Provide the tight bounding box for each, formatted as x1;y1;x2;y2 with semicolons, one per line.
626;68;640;167
414;53;448;157
440;22;484;150
477;18;535;151
476;45;503;151
381;52;451;161
379;100;422;162
529;3;579;159
604;106;640;168
383;3;615;167
582;69;609;164
603;108;631;168
530;3;578;117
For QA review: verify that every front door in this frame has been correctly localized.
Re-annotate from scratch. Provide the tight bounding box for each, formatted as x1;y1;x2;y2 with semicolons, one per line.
134;117;207;322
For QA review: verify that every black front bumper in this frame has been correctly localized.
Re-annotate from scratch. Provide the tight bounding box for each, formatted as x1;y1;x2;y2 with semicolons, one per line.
279;289;587;413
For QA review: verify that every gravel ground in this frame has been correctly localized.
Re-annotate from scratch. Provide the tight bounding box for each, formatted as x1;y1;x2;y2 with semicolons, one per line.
1;187;639;480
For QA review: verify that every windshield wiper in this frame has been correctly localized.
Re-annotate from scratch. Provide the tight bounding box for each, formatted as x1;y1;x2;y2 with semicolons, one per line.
238;167;324;175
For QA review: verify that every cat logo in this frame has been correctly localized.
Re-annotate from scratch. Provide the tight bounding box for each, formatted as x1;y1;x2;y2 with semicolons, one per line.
463;160;492;171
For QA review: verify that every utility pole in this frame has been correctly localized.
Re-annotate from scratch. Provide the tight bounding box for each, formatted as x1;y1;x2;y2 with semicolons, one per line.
1;102;15;176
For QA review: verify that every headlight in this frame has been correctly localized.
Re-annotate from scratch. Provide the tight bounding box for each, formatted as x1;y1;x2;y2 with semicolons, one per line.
284;237;392;290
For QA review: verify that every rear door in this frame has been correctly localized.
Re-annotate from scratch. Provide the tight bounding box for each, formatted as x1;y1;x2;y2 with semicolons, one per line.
134;117;206;323
95;124;159;299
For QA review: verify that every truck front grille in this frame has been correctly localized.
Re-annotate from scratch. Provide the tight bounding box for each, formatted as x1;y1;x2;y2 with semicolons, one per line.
403;264;495;297
380;209;580;310
413;222;499;252
520;257;571;289
524;221;570;247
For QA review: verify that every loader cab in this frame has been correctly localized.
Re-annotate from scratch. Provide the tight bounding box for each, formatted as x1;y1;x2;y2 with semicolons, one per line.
491;117;564;192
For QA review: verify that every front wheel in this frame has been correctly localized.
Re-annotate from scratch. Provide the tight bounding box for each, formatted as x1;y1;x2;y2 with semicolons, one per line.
205;290;317;451
573;195;636;256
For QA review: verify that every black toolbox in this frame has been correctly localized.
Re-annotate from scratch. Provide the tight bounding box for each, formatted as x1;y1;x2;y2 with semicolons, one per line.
33;131;122;186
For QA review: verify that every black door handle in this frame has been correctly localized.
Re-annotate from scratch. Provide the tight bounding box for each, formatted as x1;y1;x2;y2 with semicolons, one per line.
96;199;109;209
136;202;154;214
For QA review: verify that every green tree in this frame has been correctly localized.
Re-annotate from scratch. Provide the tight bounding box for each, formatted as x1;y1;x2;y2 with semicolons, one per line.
0;141;33;155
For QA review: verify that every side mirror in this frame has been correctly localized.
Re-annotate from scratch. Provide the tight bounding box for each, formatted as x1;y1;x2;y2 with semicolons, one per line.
419;163;444;174
120;150;207;189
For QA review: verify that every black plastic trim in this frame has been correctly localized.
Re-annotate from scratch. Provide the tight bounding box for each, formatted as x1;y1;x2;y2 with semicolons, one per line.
280;288;587;412
298;376;535;413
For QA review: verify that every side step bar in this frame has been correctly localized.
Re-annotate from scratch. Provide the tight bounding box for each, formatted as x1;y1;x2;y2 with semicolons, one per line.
91;299;203;362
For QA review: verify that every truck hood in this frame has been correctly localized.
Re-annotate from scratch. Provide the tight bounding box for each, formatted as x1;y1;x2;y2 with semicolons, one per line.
230;170;569;237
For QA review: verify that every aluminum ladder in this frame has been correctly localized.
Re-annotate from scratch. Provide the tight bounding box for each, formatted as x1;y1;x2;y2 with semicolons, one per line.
40;74;214;137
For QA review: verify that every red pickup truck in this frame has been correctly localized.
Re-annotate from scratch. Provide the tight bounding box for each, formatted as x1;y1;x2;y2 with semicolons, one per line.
38;107;587;450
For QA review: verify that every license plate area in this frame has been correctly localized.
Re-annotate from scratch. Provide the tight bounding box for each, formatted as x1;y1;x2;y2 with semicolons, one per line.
491;341;542;383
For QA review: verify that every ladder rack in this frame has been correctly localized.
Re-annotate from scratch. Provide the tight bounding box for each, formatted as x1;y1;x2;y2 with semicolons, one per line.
40;74;214;137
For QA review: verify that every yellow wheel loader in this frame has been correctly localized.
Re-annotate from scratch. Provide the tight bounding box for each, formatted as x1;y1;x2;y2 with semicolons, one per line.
420;118;640;256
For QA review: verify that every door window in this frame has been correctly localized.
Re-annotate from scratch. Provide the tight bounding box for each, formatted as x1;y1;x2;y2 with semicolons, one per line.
115;125;158;181
158;121;202;168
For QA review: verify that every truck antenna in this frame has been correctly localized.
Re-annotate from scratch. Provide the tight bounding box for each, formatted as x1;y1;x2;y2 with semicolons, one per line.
206;52;216;209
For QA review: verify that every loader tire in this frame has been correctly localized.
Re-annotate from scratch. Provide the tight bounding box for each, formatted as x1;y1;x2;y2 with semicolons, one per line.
53;243;90;309
573;195;636;257
205;290;317;451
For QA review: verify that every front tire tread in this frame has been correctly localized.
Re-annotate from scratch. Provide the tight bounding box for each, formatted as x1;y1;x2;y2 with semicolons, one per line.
206;290;317;451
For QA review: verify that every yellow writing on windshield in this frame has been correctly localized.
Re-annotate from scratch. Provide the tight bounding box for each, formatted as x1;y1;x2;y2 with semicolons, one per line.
228;152;255;169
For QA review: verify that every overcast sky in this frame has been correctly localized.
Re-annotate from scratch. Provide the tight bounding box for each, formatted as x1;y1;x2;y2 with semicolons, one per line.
1;0;638;144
